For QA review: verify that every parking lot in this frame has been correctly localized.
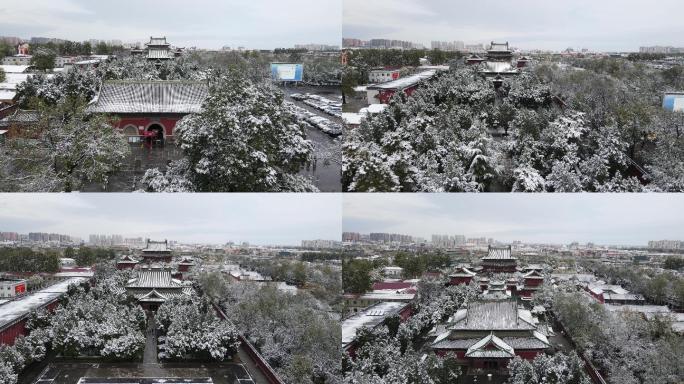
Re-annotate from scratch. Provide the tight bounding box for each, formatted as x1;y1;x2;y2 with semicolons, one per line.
281;85;342;192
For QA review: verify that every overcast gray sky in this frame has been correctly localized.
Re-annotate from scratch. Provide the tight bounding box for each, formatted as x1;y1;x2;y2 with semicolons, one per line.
0;0;341;49
343;0;683;52
343;194;684;246
0;194;342;245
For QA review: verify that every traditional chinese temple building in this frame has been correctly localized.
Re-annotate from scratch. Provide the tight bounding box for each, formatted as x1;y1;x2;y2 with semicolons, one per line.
431;299;550;370
124;267;192;311
481;245;517;273
140;239;173;264
116;254;140;270
87;80;209;144
466;42;522;87
448;266;476;286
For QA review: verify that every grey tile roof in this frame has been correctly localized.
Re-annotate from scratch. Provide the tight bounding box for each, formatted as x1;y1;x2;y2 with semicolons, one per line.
450;300;537;331
87;81;208;114
144;240;169;252
432;335;549;350
483;246;515;260
0;109;40;127
126;269;182;288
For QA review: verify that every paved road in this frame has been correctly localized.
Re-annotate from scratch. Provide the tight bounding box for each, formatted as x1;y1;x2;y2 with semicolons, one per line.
143;316;159;365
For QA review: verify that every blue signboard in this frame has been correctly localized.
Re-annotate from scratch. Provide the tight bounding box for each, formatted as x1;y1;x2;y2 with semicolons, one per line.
663;93;684;112
271;63;304;82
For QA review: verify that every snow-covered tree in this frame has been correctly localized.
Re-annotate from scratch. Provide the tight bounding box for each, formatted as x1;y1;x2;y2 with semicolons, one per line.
155;296;240;362
146;70;316;192
507;352;590;384
0;100;130;192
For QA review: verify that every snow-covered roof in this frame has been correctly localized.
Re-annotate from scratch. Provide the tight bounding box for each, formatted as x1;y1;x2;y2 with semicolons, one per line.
342;112;362;125
489;42;510;52
356;291;415;301
450;266;476;277
0;73;30;90
87;81;209;114
588;283;628;296
482;246;515;260
143;240;170;252
0;89;16;101
0;277;87;330
465;334;515;358
126;269;182;288
0;65;30;73
53;271;95;278
147;37;170;47
603;293;644;301
450;300;537;331
432;334;549;351
0;110;40;127
341;301;407;347
367;70;436;91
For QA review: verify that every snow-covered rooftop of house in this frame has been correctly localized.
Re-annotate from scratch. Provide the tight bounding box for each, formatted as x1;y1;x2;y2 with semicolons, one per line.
588;283;628;296
87;81;209;114
53;270;95;278
357;291;415;301
126;269;182;288
450;300;537;331
142;240;170;253
0;65;30;73
342;112;362;125
0;89;16;101
0;277;87;329
147;37;171;47
450;266;476;277
551;273;597;283
229;269;270;281
489;42;511;52
368;70;436;91
603;293;644;301
341;301;407;346
466;334;515;358
483;246;515;260
0;73;30;88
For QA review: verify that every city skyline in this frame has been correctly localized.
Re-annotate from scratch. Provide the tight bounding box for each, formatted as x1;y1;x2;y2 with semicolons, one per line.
0;0;341;49
0;194;342;245
343;0;683;52
343;194;684;246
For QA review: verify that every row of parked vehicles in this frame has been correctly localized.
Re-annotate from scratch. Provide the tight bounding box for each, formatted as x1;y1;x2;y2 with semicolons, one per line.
286;101;342;136
290;93;342;118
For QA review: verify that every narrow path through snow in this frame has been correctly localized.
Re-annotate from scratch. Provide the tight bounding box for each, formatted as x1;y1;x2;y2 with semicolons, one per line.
143;315;159;365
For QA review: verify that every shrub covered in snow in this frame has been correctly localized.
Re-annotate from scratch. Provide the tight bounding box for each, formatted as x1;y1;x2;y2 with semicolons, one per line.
225;285;341;384
48;281;146;359
0;101;130;192
155;296;240;361
506;352;590;384
139;69;317;192
343;63;677;192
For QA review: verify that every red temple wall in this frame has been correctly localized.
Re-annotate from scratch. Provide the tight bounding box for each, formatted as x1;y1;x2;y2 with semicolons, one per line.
113;116;184;137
